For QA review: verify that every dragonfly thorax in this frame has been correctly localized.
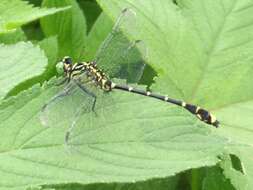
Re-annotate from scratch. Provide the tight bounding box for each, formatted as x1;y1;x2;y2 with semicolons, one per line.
80;62;112;91
58;57;112;91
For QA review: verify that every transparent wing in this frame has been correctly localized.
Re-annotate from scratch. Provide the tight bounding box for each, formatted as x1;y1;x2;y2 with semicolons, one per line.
117;40;147;83
95;8;147;83
39;78;97;129
39;75;116;145
64;91;116;147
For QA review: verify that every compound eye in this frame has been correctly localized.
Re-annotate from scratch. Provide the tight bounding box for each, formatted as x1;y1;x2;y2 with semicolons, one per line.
63;56;72;65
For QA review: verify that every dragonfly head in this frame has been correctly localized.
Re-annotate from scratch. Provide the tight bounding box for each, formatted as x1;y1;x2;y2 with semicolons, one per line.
56;56;73;75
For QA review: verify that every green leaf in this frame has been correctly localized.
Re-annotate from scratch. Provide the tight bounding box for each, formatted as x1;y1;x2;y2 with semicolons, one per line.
0;28;27;44
0;80;227;190
27;0;42;7
5;37;58;98
38;36;58;80
220;147;253;190
42;176;179;190
77;0;102;32
178;0;253;188
22;21;44;42
97;0;253;188
41;0;87;61
0;0;70;34
2;0;253;189
202;166;235;190
0;42;47;100
84;12;113;60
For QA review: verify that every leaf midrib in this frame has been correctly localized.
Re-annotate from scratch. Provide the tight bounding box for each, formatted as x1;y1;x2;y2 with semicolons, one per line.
190;0;237;102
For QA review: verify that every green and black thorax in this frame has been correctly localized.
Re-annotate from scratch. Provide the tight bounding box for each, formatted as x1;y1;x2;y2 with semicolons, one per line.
61;56;113;91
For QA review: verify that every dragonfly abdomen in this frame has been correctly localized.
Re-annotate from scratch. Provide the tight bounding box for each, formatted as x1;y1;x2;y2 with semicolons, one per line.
110;83;219;128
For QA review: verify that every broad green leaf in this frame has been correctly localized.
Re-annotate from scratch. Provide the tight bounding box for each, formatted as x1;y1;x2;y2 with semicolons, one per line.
38;36;58;80
0;80;227;190
27;0;42;7
0;42;47;100
97;0;253;187
41;0;87;61
220;147;253;190
0;28;26;44
202;166;235;190
41;176;179;190
178;0;253;188
5;37;58;98
1;0;253;189
0;0;70;34
78;0;102;32
187;168;206;190
22;21;44;42
84;12;113;60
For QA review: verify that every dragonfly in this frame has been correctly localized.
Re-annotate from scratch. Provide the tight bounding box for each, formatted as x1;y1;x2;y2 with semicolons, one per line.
40;8;219;144
55;56;219;128
40;8;147;142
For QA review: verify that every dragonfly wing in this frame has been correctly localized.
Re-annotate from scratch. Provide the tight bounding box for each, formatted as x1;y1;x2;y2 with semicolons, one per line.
39;79;95;128
95;8;147;83
118;40;147;83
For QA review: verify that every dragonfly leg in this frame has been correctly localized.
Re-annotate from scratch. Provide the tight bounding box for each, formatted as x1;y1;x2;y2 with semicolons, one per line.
40;83;76;127
55;78;68;86
64;96;99;146
73;80;97;112
41;82;76;113
64;80;97;146
64;101;88;145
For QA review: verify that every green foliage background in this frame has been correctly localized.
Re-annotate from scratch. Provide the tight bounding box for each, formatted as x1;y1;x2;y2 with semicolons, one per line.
0;0;252;190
